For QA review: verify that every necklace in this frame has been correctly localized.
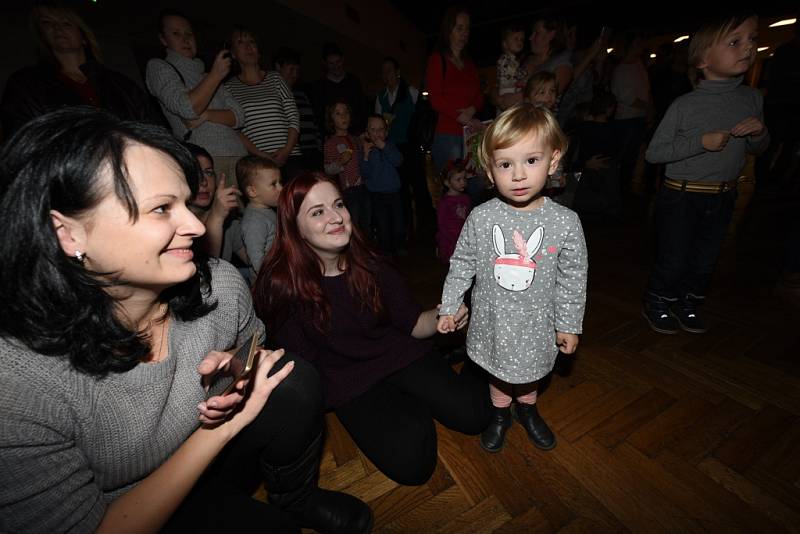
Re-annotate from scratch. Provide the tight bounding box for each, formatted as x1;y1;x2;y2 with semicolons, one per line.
150;303;169;363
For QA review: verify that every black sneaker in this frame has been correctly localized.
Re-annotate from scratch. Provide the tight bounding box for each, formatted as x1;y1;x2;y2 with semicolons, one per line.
641;305;679;334
672;304;708;334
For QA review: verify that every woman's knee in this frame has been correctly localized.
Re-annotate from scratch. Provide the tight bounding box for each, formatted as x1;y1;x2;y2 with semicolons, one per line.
266;353;323;431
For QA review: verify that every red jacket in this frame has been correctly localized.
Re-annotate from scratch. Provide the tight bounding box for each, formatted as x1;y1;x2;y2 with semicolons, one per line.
425;52;483;136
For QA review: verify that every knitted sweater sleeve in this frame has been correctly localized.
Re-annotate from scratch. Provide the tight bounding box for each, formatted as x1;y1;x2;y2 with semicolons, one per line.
645;98;704;164
0;351;106;533
145;58;198;120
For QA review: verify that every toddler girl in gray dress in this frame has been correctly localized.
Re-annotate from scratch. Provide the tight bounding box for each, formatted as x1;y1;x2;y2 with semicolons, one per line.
438;103;588;452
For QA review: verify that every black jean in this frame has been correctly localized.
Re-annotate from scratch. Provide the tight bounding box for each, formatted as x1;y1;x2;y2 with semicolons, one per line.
645;186;737;301
163;354;323;534
334;351;491;486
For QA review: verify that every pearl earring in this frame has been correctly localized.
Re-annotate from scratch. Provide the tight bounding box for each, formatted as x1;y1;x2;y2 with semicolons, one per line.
75;250;84;262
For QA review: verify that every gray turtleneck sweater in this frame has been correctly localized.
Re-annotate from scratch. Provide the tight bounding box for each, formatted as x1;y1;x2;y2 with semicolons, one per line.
146;49;247;159
645;76;769;183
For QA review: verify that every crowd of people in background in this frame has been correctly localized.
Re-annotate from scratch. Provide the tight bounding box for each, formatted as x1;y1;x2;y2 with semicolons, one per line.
0;1;798;532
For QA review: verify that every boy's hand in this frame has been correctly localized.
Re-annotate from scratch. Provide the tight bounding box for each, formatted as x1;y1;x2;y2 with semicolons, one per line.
210;175;241;219
556;332;579;354
437;315;456;334
373;138;386;149
702;130;731;152
731;116;764;137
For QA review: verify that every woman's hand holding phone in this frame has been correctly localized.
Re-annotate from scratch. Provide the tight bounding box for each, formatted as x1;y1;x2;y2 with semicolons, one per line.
196;348;293;428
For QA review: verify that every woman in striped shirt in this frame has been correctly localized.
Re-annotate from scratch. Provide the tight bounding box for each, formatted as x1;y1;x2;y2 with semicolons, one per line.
225;27;302;181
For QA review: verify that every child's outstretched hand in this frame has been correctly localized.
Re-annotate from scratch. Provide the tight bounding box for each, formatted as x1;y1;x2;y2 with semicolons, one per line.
556;332;579;354
437;315;456;334
702;130;731;152
731;116;764;137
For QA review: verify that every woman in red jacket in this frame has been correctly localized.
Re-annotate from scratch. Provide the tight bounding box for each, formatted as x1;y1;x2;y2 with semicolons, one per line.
425;6;483;175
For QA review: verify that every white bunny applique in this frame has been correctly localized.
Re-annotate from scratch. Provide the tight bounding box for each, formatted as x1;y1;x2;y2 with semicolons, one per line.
492;224;544;291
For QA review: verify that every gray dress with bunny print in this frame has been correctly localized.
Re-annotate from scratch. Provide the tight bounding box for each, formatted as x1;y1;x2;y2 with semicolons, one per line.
440;197;588;384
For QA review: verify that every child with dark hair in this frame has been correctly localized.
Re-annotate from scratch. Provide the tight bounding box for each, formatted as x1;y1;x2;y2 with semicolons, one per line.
236;155;282;278
642;11;769;334
436;160;471;263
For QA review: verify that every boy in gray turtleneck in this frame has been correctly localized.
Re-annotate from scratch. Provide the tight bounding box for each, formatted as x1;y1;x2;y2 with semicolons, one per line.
642;11;769;335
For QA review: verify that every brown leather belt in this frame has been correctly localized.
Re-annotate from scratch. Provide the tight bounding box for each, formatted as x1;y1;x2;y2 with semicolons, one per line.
663;177;737;194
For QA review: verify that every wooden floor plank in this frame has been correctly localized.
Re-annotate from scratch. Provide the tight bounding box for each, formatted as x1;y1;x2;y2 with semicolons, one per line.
626;395;716;457
589;388;675;449
698;457;800;534
550;436;708;532
435;424;489;506
507;431;623;532
712;405;798;473
665;397;754;464
379;486;470;533
655;450;785;533
492;506;554;534
559;386;646;443
436;495;511;534
324;412;359;467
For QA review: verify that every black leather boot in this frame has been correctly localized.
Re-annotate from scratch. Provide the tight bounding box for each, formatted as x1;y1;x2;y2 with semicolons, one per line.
261;432;373;533
513;402;556;450
480;406;513;453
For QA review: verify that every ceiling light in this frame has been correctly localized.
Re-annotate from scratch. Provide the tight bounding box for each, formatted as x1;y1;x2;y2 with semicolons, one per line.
769;18;796;27
758;46;769;52
674;35;689;43
650;53;656;58
606;48;614;54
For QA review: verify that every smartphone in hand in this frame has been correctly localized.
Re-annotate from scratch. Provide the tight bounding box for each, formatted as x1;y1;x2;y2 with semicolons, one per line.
205;332;259;399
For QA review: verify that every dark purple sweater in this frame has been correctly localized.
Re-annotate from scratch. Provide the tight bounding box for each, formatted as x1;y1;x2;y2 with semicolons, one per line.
272;263;432;408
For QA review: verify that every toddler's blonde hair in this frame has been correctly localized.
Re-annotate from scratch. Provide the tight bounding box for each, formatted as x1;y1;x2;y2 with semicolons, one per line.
478;103;567;172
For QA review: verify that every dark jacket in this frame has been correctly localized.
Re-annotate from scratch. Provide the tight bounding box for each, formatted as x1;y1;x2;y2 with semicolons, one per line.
1;59;161;139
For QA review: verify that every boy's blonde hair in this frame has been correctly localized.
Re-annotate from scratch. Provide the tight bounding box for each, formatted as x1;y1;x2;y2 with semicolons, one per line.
236;155;279;193
687;11;757;86
478;103;567;172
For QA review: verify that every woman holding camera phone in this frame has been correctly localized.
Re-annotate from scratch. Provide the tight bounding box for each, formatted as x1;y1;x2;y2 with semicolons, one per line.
146;9;247;183
0;108;371;533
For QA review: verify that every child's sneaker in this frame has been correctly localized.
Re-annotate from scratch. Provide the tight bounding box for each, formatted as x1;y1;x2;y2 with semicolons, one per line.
641;304;679;334
673;300;708;333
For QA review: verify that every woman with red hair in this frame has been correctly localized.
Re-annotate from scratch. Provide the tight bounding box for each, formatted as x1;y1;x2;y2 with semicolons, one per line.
253;172;490;485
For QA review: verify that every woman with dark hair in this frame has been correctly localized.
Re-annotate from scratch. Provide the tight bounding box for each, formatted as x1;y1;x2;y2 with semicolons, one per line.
146;9;247;182
225;27;304;181
253;172;491;486
0;2;157;139
0;108;371;533
522;16;574;104
425;6;483;174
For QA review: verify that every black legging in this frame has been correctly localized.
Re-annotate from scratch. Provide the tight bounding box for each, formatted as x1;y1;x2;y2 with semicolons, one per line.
334;351;491;486
164;354;323;533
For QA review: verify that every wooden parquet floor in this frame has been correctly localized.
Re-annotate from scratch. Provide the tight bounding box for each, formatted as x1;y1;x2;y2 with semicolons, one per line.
307;186;800;533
